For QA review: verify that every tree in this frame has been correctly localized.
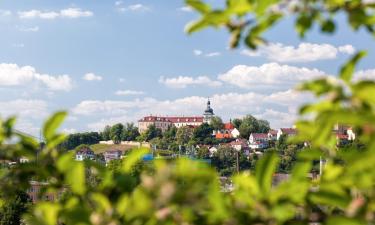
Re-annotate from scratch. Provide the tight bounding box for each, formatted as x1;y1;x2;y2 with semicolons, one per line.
210;116;224;131
196;146;209;159
239;115;258;138
192;123;213;144
110;123;124;144
176;126;193;146
121;123;140;141
257;119;270;133
232;118;242;129
101;125;111;141
144;124;162;141
0;191;31;225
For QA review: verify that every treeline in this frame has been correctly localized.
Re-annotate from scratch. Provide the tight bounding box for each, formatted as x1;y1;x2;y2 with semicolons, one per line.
59;115;270;151
60;123;139;150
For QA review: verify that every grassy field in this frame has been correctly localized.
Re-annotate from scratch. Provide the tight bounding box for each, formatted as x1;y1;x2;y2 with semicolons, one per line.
89;144;135;154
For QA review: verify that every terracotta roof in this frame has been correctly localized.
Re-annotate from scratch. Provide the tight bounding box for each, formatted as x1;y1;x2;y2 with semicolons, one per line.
224;122;235;130
215;133;232;139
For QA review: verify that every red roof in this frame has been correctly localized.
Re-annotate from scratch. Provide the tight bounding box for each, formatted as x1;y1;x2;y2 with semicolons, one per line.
139;116;203;123
138;116;171;122
268;129;278;135
336;134;348;139
224;122;235;130
215;133;232;139
167;117;203;123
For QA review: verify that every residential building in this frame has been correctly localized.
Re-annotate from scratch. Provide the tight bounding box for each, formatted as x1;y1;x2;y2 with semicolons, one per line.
215;122;240;139
249;133;269;149
104;150;122;164
277;128;297;140
75;147;95;161
230;138;250;154
27;181;64;203
268;129;278;141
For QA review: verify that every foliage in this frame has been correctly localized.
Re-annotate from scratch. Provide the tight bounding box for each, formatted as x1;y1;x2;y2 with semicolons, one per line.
0;0;375;224
110;123;124;144
0;191;31;225
238;115;271;138
210;116;224;130
59;132;101;151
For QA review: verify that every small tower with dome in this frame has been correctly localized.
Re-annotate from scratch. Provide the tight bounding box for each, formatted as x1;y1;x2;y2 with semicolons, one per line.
203;98;214;124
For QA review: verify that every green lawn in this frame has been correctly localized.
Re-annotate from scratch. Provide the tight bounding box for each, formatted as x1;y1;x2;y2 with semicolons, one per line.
89;144;134;154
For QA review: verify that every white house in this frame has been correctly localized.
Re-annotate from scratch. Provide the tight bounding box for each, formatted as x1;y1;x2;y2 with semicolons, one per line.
249;133;269;149
277;128;297;140
75;147;95;161
104;150;122;164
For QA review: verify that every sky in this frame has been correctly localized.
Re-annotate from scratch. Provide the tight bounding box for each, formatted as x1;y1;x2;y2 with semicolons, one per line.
0;0;374;136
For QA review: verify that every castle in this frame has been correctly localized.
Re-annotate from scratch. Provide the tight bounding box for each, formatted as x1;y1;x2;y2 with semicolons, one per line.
138;99;214;133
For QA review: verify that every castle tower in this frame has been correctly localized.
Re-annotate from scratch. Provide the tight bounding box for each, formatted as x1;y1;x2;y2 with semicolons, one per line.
203;98;214;124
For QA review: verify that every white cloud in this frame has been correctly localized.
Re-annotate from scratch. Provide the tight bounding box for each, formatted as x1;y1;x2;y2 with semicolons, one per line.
338;45;356;55
115;2;150;12
218;63;326;89
0;63;73;91
241;42;356;63
178;6;193;12
193;49;203;56
159;76;222;89
0;99;48;119
60;8;93;18
18;8;93;19
354;69;375;81
205;52;221;57
83;73;103;81
0;10;12;17
18;26;39;32
115;90;145;96
193;49;221;57
74;89;309;130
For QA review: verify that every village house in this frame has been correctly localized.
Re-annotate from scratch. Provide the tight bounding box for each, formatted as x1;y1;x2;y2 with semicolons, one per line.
104;150;122;164
277;128;297;140
268;129;278;141
215;122;240;139
230;138;250;155
27;181;64;203
249;133;269;149
75;147;95;161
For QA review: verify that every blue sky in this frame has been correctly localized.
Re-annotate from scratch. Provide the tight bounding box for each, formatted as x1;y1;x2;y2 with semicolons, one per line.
0;0;374;135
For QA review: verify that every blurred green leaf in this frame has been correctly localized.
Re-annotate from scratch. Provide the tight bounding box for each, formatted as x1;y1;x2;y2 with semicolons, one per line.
340;51;367;83
43;111;67;141
255;152;279;195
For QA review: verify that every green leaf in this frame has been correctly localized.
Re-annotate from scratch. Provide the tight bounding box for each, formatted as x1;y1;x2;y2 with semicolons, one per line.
43;111;67;141
186;0;211;14
255;152;279;195
121;148;149;173
340;51;367;83
57;152;86;195
326;216;367;225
